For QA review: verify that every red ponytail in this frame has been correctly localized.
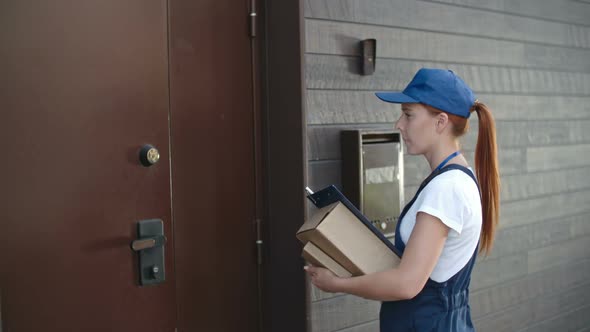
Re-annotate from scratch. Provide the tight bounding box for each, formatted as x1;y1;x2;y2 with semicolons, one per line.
426;102;500;255
472;102;500;255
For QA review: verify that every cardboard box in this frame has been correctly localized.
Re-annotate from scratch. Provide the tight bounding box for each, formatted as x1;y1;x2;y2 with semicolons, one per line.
302;242;352;278
297;201;400;277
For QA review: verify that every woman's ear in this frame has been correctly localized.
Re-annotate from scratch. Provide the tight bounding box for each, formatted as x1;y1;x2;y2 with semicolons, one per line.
435;112;449;133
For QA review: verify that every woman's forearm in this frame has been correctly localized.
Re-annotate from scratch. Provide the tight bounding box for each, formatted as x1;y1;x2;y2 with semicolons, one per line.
334;268;419;301
310;213;448;301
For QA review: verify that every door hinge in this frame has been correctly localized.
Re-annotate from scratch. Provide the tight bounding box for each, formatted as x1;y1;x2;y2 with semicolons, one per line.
255;218;263;265
249;0;257;38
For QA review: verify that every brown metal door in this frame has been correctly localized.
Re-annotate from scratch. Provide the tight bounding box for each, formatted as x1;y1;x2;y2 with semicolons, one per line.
168;0;261;330
0;1;176;331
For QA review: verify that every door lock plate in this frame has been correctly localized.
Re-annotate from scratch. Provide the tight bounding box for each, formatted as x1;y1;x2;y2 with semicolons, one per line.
131;219;166;286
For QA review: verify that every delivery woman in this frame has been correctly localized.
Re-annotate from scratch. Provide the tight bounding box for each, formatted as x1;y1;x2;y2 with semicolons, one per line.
304;68;500;331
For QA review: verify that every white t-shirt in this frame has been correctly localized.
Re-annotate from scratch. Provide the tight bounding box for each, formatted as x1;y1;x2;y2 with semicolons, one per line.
397;168;482;282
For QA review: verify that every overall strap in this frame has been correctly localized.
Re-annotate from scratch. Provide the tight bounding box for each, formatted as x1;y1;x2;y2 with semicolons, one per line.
394;164;479;253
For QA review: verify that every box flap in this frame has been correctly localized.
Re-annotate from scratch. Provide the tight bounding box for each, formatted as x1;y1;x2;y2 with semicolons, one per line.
296;202;338;235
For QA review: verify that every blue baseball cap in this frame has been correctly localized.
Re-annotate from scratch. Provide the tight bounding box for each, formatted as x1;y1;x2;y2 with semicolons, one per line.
375;68;476;118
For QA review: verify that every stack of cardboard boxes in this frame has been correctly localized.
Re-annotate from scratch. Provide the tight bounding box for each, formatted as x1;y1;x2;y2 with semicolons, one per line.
297;201;400;277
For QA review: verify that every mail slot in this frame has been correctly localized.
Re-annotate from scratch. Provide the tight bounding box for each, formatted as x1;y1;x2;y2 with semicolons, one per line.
341;130;404;237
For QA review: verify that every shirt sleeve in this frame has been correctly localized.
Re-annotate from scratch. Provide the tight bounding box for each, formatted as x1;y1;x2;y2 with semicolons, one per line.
413;176;469;234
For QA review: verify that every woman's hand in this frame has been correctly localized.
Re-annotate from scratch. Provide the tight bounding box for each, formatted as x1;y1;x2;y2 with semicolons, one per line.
304;265;341;293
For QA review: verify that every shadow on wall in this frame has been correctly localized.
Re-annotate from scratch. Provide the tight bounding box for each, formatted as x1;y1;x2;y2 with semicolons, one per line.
335;33;364;75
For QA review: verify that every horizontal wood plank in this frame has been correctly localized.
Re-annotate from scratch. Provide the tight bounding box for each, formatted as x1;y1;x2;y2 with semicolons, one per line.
304;0;590;48
500;167;590;202
308;160;343;190
483;94;590;120
471;258;590;319
496;120;590;148
421;0;590;26
306;55;590;95
571;216;590;238
306;90;397;125
500;190;590;228
307;90;590;125
526;144;590;171
306;19;590;72
474;281;590;332
470;253;528;290
485;213;585;261
516;302;590;332
527;235;590;274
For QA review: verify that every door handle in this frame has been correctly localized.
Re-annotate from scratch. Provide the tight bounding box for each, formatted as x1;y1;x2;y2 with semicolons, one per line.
131;235;166;251
130;219;167;286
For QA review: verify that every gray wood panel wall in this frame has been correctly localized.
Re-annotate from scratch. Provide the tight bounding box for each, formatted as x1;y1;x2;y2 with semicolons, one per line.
303;0;590;331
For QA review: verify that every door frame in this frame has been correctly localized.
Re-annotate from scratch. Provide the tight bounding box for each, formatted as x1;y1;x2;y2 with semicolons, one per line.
259;1;308;331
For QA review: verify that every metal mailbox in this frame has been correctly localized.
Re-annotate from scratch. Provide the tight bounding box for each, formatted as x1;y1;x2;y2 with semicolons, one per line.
341;130;404;238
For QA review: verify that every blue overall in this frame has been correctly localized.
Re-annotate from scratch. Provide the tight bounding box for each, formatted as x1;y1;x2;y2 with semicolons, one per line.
380;162;479;332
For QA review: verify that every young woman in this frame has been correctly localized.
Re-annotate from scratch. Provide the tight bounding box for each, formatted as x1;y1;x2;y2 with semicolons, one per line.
304;68;500;331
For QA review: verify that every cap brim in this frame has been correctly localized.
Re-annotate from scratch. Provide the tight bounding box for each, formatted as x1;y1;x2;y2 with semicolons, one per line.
375;92;418;104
